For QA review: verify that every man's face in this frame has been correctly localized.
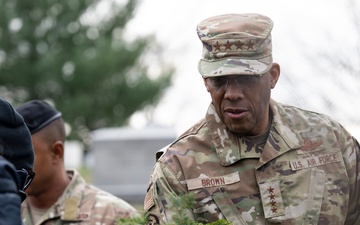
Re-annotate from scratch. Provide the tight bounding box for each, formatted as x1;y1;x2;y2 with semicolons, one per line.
25;133;54;196
204;64;280;136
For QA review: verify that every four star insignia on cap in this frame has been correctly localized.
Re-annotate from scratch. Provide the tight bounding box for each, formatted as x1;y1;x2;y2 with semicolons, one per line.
212;40;255;52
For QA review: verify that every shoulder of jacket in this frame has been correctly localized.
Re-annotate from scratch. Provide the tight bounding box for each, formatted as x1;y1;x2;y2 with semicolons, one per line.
274;101;340;127
155;118;207;161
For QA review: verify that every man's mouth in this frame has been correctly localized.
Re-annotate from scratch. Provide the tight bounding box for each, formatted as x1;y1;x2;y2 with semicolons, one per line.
224;108;249;119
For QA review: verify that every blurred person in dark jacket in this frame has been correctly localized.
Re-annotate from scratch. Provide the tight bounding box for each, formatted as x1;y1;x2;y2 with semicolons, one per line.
0;98;35;225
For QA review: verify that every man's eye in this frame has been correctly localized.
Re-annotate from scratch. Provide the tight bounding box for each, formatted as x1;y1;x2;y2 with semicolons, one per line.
212;77;226;85
241;76;253;80
239;76;257;83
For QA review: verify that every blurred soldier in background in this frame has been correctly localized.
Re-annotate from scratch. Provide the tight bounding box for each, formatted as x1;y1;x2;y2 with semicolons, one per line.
0;98;35;225
17;100;137;225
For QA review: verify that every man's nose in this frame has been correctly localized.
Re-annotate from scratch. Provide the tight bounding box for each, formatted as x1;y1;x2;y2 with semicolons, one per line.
226;78;241;88
224;79;244;99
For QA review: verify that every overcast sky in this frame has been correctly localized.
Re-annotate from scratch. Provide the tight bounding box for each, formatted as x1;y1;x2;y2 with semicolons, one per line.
124;0;360;139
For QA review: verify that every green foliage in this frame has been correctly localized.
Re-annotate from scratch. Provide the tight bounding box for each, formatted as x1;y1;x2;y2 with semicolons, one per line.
117;193;232;225
117;215;149;225
207;220;232;225
0;0;174;143
170;193;198;225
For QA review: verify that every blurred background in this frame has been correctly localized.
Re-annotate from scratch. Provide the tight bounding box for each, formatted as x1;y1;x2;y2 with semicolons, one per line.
0;0;359;206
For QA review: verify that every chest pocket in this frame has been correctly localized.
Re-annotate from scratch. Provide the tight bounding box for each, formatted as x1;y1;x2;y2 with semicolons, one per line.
258;148;348;225
190;188;253;225
212;188;250;225
187;171;262;224
259;168;326;225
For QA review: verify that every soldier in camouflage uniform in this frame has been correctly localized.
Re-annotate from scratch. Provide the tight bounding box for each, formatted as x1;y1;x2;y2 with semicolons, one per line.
144;13;360;224
16;100;138;225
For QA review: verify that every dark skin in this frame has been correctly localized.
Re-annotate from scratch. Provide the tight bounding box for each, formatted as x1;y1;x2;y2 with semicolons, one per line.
25;118;70;209
203;63;280;136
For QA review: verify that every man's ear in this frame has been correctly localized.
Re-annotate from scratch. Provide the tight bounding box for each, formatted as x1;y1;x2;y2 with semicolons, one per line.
203;77;211;92
51;141;64;163
269;63;280;89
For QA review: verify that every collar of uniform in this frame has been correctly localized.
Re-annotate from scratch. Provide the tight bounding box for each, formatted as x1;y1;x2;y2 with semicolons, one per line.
206;104;243;166
22;170;86;224
60;170;87;222
205;101;301;167
53;170;86;222
256;100;302;168
268;99;302;149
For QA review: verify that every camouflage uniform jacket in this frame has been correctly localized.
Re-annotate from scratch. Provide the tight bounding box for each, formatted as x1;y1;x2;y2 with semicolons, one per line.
144;100;360;225
22;170;137;225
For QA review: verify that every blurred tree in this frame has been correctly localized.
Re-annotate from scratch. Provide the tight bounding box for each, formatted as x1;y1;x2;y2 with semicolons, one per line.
308;0;360;126
279;0;360;130
0;0;174;145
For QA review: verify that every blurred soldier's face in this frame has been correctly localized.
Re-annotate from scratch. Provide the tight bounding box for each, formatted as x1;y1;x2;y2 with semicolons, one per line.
203;63;280;136
25;132;56;196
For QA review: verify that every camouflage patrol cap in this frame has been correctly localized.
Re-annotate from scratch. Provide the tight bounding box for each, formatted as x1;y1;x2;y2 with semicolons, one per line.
197;13;274;77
